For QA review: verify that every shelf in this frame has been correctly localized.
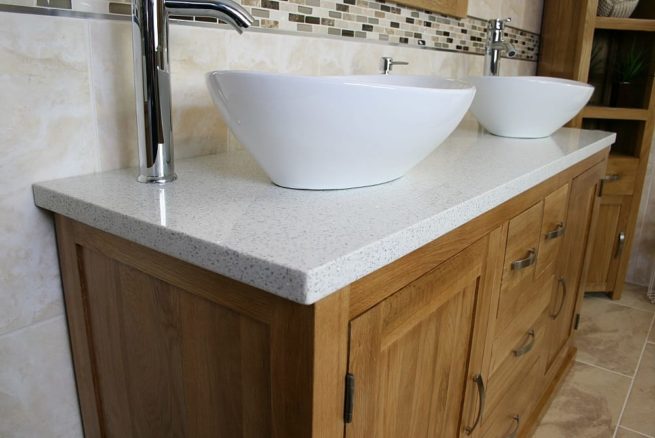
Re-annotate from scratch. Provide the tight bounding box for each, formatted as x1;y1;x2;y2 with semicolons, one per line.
595;17;655;31
582;106;650;121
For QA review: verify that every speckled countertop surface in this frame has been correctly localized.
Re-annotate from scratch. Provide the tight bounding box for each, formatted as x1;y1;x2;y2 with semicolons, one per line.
33;123;615;305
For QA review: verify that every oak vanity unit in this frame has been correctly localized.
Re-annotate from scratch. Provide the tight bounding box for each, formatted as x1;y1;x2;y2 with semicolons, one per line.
33;125;614;438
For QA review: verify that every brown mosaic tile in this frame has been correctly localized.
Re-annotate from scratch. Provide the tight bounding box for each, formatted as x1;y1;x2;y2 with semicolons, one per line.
36;0;71;8
108;2;130;14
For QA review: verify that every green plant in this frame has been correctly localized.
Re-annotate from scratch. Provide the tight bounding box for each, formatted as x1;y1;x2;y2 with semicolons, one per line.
615;41;647;83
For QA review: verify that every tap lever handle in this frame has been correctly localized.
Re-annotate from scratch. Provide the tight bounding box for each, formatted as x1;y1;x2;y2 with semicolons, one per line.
381;57;409;75
488;17;511;30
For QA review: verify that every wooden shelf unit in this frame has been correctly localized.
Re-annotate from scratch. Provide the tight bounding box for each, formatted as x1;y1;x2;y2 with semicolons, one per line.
594;17;655;31
539;0;655;300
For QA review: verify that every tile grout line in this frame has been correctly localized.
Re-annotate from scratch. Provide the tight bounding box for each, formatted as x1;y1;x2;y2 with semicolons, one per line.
574;358;635;379
0;313;67;339
612;312;655;438
618;425;655;438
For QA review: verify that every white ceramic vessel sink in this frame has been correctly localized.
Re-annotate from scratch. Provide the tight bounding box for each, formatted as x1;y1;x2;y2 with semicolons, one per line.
206;71;475;189
468;76;593;138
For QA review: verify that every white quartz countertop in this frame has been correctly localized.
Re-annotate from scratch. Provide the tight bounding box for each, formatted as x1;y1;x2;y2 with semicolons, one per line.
33;123;615;305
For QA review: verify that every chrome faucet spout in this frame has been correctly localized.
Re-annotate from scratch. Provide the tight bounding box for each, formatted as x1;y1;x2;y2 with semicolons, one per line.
132;0;254;183
484;17;516;76
164;0;254;32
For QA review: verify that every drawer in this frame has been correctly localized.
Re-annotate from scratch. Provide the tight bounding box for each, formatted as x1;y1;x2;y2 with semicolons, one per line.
601;156;638;196
490;276;553;375
486;311;548;416
482;355;544;438
501;202;544;293
535;184;569;279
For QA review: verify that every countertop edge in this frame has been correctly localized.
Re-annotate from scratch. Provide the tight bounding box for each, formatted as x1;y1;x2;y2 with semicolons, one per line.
32;131;615;305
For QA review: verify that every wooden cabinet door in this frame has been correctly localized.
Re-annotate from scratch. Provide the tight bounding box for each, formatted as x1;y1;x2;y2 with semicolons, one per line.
346;236;494;438
548;161;606;371
585;194;632;292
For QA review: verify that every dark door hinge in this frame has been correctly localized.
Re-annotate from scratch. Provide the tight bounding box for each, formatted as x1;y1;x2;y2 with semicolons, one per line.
574;313;581;330
344;373;355;424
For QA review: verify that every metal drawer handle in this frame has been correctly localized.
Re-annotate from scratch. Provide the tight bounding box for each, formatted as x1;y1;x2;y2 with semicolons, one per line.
506;415;520;438
511;249;537;271
465;374;486;434
550;277;568;320
513;329;535;357
615;231;626;258
545;222;566;240
602;174;621;182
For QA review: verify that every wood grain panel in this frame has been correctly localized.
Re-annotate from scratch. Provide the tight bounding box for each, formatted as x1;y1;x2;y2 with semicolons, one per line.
346;238;487;438
80;246;273;438
394;0;467;17
547;161;605;372
585;195;632;291
500;202;543;296
602;156;639;196
535;183;569;279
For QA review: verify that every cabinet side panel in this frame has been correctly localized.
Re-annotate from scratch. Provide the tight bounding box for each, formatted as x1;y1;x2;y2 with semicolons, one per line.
80;246;274;438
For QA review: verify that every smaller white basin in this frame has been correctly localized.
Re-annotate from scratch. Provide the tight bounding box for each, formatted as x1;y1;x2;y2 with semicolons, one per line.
468;76;593;138
206;71;475;190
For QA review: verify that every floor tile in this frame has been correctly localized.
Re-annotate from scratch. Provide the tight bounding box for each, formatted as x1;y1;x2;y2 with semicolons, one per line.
614;283;655;313
576;298;652;376
620;343;655;436
615;427;652;437
532;362;631;438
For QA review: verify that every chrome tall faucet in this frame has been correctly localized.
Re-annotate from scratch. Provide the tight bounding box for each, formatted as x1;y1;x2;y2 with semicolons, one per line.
484;18;517;76
132;0;254;183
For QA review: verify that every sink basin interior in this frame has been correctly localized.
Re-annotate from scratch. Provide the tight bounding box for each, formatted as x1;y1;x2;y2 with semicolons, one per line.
206;71;475;190
467;76;593;139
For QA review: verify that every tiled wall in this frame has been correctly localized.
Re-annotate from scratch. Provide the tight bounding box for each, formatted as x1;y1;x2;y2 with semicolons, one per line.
6;0;541;59
0;0;543;436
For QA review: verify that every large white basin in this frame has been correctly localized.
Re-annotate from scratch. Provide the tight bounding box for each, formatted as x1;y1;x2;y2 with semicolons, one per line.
468;76;593;138
206;71;475;189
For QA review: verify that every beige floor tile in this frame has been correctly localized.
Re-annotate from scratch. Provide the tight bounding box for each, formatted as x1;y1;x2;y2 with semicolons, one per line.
620;343;655;435
615;427;652;437
533;362;631;438
615;283;655;313
576;297;652;375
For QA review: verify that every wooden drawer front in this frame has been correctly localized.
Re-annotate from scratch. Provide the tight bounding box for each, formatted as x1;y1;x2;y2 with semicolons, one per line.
486;312;548;416
490;276;552;375
501;202;544;293
535;184;569;279
602;156;638;196
482;355;544;438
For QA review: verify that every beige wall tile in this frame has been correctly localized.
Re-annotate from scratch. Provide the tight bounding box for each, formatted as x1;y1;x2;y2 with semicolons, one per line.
533;362;631;437
468;0;543;33
0;12;97;335
0;316;83;438
576;297;653;375
620;343;655;435
88;19;139;172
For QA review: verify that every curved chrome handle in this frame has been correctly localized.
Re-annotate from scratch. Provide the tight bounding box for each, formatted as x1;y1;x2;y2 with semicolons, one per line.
545;222;566;240
465;374;486;434
615;231;626;258
505;415;520;438
550;277;568;319
511;248;537;271
165;0;254;32
602;174;621;182
513;329;536;357
488;17;511;29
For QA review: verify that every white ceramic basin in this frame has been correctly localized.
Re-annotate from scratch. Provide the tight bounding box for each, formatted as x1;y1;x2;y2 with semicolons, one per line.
468;76;593;138
206;71;475;189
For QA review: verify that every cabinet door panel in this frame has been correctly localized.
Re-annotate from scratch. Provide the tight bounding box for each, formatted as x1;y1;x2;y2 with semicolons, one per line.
535;183;570;279
548;161;606;370
585;195;632;292
346;238;487;438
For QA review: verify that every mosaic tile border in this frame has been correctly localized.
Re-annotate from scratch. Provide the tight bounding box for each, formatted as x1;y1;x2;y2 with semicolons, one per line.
0;0;539;61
